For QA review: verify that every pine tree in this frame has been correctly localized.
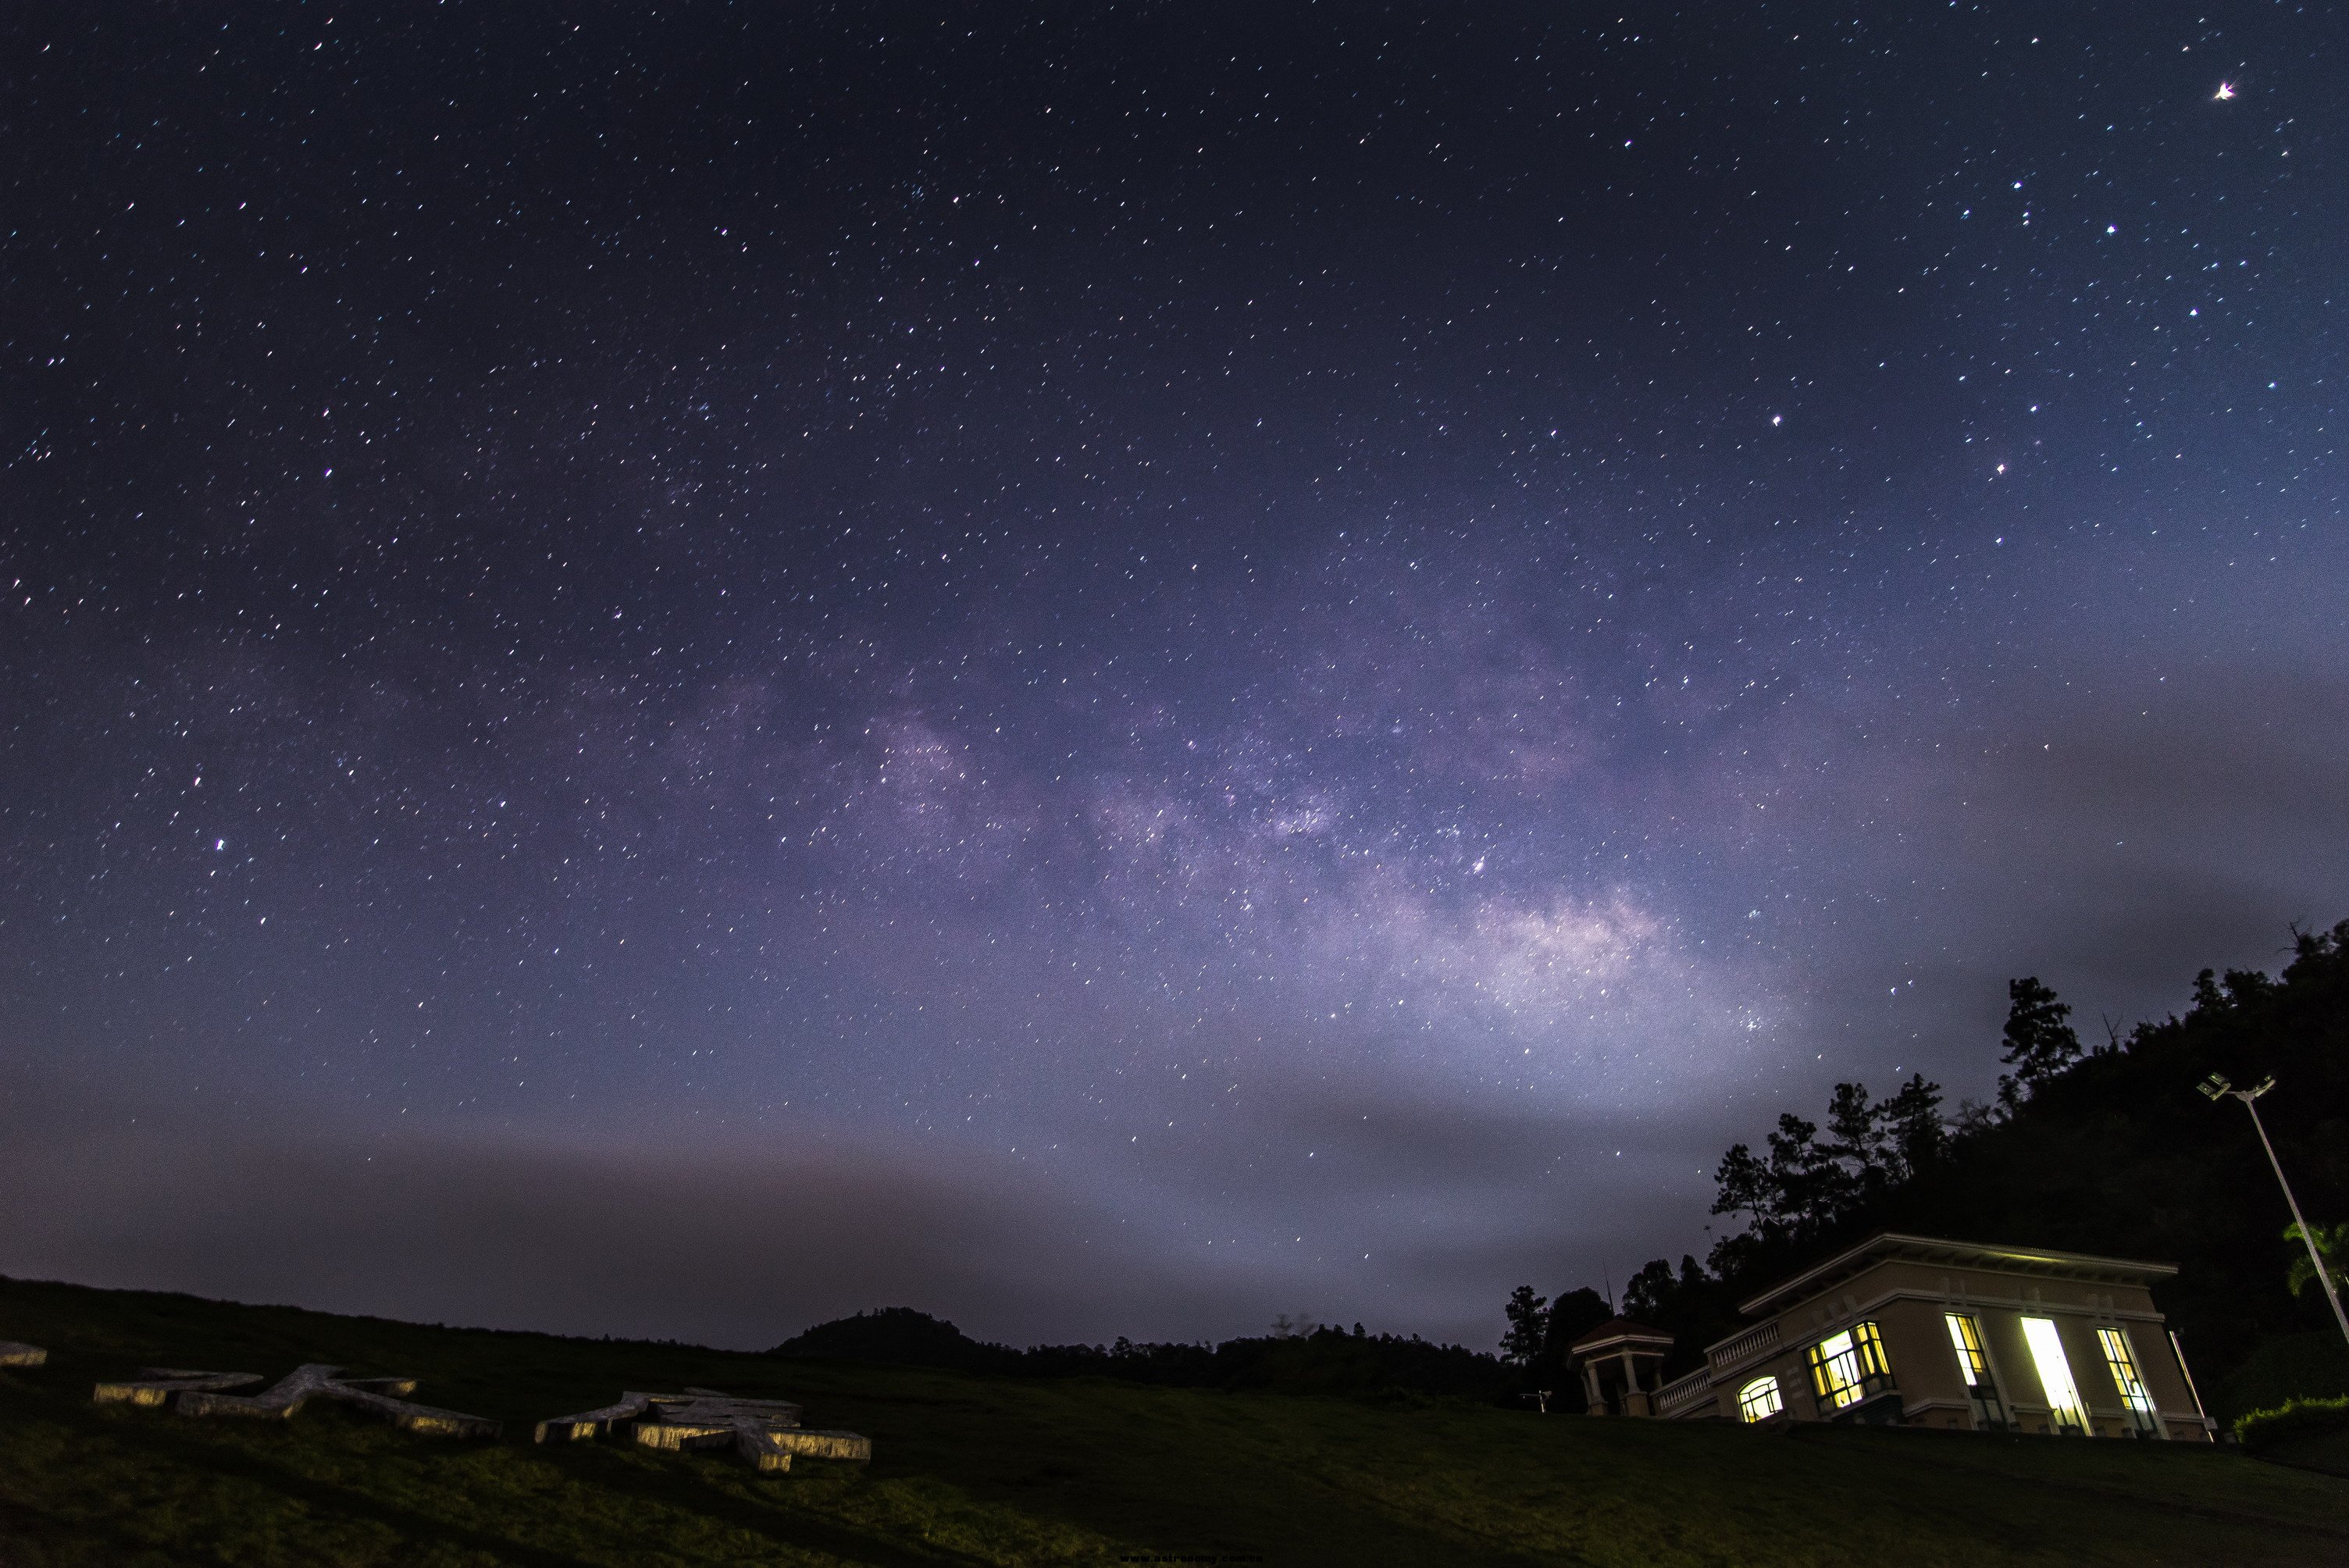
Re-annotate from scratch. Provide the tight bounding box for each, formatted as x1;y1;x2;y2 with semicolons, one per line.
1873;1074;1946;1181
1996;975;2082;1108
1500;1285;1549;1363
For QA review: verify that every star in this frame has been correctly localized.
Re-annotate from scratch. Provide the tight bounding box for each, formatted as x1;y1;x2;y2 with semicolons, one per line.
2214;82;2236;101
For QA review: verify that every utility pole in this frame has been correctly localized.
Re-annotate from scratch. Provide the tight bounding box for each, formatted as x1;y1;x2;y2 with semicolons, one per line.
2200;1074;2349;1352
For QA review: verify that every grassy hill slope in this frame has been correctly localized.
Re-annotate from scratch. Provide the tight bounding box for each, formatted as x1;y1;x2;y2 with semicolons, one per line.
2;1276;2345;1566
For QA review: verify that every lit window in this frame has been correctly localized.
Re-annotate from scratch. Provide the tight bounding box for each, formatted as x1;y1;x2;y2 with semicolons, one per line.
1944;1313;1990;1384
1738;1375;1784;1422
1944;1312;2009;1428
1807;1320;1892;1412
2020;1317;2091;1434
2097;1327;2159;1434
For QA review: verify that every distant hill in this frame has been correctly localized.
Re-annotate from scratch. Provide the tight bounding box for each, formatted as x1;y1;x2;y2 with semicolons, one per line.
770;1306;998;1370
772;1306;1515;1400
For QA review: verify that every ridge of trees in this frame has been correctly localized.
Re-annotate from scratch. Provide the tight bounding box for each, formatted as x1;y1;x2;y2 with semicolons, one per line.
771;1306;1515;1400
1506;918;2349;1402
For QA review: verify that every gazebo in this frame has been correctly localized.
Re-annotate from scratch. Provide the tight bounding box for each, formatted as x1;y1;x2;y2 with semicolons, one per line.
1569;1317;1677;1416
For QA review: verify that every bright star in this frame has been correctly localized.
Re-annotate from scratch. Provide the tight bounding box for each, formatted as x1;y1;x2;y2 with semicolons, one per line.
2214;82;2235;101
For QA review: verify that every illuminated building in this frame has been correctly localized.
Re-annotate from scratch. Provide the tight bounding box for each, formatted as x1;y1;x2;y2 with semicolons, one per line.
1650;1235;2213;1438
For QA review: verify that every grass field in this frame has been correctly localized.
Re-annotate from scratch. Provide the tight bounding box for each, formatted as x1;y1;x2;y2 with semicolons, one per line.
1;1276;2344;1566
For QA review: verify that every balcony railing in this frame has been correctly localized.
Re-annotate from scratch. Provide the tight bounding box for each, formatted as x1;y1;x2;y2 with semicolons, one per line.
1656;1368;1716;1417
1707;1320;1780;1370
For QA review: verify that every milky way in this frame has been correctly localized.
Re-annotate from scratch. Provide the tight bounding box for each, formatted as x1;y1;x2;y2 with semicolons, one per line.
2;3;2344;1349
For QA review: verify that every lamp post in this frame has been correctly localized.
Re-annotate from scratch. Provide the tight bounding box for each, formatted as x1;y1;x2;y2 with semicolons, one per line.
2199;1074;2349;1352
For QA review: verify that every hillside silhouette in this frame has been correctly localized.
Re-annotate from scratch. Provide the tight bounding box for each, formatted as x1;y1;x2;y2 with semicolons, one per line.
773;1308;1513;1400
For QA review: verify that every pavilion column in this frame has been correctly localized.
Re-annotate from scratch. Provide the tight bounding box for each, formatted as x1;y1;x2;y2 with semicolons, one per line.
1582;1360;1606;1414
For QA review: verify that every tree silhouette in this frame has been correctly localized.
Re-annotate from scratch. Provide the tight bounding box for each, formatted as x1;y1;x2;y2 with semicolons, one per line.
1996;975;2083;1108
1500;1286;1549;1363
2285;1221;2349;1301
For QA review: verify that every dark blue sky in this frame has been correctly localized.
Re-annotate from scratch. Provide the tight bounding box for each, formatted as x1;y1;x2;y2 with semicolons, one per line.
2;2;2344;1351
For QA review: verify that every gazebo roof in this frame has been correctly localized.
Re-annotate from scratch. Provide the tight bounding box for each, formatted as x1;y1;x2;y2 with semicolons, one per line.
1567;1316;1674;1356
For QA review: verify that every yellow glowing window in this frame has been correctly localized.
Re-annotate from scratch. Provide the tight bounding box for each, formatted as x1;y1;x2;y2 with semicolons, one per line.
2097;1327;2158;1430
1807;1320;1891;1411
2020;1317;2091;1434
1944;1313;1991;1384
1738;1376;1784;1422
1944;1312;2009;1425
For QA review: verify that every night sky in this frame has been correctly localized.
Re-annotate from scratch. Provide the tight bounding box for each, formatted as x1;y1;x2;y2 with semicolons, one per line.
4;3;2344;1352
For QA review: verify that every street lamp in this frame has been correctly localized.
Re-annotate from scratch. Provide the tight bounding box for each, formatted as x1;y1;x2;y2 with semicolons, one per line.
2199;1074;2349;1351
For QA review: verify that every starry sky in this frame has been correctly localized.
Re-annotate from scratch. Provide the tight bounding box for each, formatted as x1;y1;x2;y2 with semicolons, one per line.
2;2;2344;1352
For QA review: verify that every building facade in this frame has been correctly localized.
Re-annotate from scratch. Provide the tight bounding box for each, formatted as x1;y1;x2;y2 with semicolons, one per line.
1652;1234;2213;1440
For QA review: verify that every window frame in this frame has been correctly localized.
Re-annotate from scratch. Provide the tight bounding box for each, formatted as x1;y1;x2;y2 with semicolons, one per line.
2019;1316;2092;1435
1944;1311;2010;1429
1738;1374;1784;1423
1807;1320;1893;1413
2095;1326;2161;1435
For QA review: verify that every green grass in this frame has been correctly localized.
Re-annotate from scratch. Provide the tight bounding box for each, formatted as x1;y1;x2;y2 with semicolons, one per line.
2;1277;2344;1566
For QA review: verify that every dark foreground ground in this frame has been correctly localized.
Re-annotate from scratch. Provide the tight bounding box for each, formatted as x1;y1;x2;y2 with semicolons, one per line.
1;1277;2344;1566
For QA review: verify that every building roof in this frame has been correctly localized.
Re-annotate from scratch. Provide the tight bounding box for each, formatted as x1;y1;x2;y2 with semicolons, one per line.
1567;1316;1675;1356
1733;1231;2180;1318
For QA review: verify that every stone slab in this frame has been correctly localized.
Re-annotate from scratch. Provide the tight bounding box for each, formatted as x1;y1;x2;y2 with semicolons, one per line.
536;1384;864;1472
94;1370;264;1407
535;1392;656;1443
170;1363;501;1438
747;1426;872;1463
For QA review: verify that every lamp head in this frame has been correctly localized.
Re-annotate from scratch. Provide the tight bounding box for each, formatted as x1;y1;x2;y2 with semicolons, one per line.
2198;1074;2231;1100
